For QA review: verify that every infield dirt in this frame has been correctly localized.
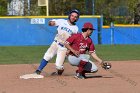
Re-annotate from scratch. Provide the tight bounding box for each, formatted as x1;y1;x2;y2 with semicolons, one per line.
0;60;140;93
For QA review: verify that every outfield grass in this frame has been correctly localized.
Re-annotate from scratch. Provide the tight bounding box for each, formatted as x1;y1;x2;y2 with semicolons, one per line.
0;45;140;64
96;45;140;61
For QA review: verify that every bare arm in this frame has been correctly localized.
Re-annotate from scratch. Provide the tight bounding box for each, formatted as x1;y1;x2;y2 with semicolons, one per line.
91;53;103;64
64;43;80;57
91;53;112;70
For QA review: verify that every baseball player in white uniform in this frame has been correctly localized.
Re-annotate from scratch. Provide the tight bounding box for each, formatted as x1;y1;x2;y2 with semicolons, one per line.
35;9;80;75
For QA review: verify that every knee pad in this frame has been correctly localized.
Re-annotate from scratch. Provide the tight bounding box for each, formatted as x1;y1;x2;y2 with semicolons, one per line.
84;62;92;72
84;61;98;73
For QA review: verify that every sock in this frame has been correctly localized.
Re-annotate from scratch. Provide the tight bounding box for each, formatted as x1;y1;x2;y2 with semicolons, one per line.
37;59;48;71
77;60;87;73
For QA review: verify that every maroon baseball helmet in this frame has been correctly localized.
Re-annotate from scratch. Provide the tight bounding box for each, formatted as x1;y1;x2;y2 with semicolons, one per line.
82;22;95;30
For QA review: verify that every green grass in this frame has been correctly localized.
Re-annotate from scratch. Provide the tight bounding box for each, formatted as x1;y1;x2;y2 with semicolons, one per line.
0;45;140;64
95;45;140;61
0;46;48;64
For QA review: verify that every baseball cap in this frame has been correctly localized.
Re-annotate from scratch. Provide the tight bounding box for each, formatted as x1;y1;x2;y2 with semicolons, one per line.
82;22;95;30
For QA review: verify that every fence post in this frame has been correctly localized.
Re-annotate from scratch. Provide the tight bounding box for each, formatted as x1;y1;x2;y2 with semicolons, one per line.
97;15;103;44
27;0;30;15
110;22;114;45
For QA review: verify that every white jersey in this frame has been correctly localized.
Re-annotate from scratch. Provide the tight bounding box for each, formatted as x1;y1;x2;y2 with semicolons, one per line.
51;19;78;44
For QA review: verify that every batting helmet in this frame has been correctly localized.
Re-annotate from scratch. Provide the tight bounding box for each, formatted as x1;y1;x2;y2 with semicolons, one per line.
68;9;80;22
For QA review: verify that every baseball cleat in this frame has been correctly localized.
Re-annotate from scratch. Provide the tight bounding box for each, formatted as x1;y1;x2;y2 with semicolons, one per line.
74;73;85;79
51;69;64;76
35;70;41;75
82;73;86;78
51;72;58;76
57;69;64;75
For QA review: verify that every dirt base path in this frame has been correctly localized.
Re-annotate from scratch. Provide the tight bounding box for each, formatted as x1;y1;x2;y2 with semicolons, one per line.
0;60;140;93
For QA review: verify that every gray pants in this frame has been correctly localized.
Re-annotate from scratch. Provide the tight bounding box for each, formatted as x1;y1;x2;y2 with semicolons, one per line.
68;54;98;72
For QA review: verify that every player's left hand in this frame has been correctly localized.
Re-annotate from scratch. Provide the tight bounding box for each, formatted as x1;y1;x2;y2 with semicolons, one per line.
72;50;80;57
101;61;111;70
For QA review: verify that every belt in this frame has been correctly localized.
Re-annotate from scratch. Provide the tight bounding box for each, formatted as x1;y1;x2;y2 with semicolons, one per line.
54;40;64;47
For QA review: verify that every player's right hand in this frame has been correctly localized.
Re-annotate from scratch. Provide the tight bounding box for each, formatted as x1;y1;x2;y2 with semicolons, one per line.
48;21;55;26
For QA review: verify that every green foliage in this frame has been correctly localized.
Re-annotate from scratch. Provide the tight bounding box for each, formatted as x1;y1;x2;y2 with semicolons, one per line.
95;0;140;24
0;0;140;24
0;0;7;15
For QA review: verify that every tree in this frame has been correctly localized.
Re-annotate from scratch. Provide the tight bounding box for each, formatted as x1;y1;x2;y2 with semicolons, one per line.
0;0;7;16
127;0;140;24
0;0;139;24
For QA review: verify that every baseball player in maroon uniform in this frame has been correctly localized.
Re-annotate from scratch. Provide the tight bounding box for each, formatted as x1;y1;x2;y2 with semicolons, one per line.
64;22;104;79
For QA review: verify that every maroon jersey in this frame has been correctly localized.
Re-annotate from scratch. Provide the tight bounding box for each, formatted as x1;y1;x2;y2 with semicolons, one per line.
65;33;95;54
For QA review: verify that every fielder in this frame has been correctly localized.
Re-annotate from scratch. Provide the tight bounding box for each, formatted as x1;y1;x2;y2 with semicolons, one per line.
34;9;80;75
64;22;111;79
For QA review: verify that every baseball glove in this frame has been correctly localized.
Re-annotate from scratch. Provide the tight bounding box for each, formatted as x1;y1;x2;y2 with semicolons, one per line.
101;61;111;70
